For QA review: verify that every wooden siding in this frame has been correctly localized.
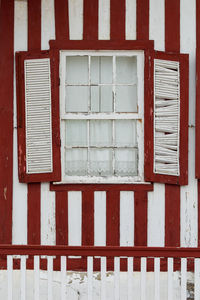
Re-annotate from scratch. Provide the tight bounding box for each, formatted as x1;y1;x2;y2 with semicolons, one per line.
0;0;197;247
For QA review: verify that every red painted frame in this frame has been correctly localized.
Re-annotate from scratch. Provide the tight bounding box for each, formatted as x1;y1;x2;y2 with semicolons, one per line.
144;50;189;185
49;40;155;189
16;39;188;186
0;245;199;258
15;50;61;183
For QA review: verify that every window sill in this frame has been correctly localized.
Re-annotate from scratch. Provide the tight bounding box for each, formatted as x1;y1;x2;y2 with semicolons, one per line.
50;181;153;192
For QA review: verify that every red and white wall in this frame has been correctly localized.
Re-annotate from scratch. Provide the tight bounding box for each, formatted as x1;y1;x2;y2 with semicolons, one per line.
0;0;199;249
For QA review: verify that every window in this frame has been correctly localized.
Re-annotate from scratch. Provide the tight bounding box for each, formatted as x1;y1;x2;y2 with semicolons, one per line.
59;51;144;183
16;42;189;185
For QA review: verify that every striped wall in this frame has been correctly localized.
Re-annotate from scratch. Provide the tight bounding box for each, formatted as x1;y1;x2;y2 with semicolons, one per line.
0;0;197;247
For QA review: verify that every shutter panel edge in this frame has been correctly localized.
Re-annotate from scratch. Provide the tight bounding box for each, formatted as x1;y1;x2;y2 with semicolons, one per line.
16;50;61;183
144;50;189;185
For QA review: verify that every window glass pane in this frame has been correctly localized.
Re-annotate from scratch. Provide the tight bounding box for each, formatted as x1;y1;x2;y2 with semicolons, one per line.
91;86;113;112
90;149;112;176
100;86;113;112
66;56;88;84
91;56;112;84
65;86;89;112
90;120;112;146
115;149;138;176
65;120;87;146
91;86;100;112
116;56;137;84
115;85;137;112
115;120;137;147
65;149;87;175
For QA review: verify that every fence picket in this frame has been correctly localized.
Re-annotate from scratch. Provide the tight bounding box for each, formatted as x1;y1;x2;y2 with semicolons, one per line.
61;256;67;300
101;257;106;300
128;257;133;300
47;256;53;300
141;257;146;300
20;256;26;300
195;258;200;300
181;258;187;300
168;258;173;300
114;257;120;300
34;255;40;300
7;255;13;300
87;256;93;300
154;257;160;300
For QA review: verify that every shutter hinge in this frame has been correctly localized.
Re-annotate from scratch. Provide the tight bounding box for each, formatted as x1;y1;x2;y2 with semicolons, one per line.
58;77;60;86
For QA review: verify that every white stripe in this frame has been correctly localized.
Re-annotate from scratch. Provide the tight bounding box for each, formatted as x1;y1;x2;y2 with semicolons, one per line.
41;0;55;50
13;0;28;245
149;0;165;51
68;0;83;40
41;183;56;245
148;184;165;246
68;191;82;246
94;191;106;246
180;0;197;247
99;0;110;40
125;0;136;40
120;191;134;246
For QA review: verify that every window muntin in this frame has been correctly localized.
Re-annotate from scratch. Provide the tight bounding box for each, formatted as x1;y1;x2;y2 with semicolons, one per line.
60;50;144;183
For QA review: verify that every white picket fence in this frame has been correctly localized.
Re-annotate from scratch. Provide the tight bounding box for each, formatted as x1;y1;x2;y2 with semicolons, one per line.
1;246;200;299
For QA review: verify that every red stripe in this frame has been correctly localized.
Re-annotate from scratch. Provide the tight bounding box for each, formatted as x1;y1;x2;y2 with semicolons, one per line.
28;0;41;50
56;192;68;245
165;0;180;52
134;191;147;246
27;0;41;245
82;190;94;246
55;0;69;40
106;191;120;246
110;0;125;40
136;0;149;40
83;0;98;40
165;186;180;246
164;0;180;247
196;0;200;178
0;0;14;244
28;184;41;244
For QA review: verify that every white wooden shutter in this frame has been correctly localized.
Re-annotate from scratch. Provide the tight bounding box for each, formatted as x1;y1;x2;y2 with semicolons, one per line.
153;59;180;176
24;58;53;174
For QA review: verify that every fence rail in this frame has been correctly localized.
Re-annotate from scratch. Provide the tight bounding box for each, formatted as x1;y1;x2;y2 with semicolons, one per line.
0;246;200;299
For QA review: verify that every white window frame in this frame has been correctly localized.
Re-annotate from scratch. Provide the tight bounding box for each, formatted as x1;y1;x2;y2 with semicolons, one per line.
59;50;144;184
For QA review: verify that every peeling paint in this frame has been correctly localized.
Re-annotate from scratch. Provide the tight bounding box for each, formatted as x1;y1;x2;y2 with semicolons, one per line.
3;187;7;201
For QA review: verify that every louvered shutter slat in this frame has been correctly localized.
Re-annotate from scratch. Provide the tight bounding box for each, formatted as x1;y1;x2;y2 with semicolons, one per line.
24;58;53;174
154;59;180;176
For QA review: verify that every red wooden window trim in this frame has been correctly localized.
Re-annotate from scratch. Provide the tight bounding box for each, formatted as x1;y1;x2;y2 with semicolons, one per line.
49;40;153;189
144;50;189;185
16;50;61;183
16;40;188;186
